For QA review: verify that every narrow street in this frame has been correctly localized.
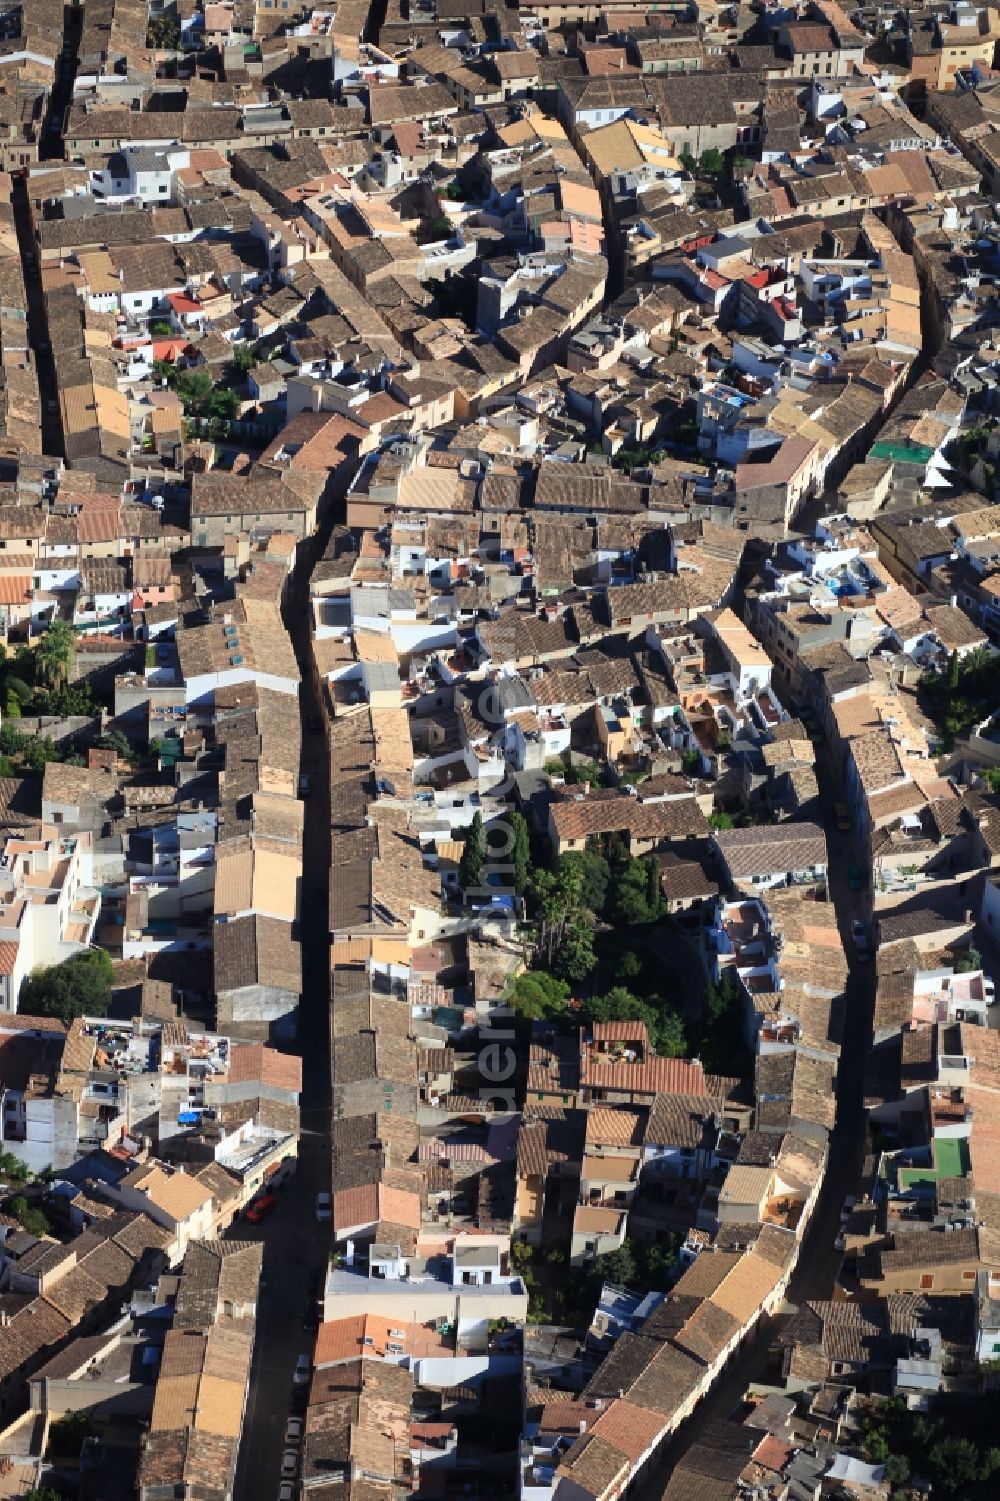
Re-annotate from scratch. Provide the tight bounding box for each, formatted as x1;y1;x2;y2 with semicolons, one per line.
12;174;62;458
232;538;333;1501
15;0;82;458
39;3;80;163
633;739;874;1497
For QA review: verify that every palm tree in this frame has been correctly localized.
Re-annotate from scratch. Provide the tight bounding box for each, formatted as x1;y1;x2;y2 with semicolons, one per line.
35;620;76;690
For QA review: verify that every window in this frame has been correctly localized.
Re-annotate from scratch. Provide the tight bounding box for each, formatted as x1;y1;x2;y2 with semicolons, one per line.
920;1273;935;1290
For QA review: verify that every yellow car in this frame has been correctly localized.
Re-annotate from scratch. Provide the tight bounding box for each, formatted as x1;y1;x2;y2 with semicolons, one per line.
834;802;851;833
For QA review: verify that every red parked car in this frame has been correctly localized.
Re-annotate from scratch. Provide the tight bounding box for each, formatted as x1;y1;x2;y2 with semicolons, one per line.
244;1193;278;1224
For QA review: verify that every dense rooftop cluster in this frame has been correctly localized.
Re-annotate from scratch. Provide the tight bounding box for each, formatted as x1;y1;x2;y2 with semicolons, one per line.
5;0;1000;1498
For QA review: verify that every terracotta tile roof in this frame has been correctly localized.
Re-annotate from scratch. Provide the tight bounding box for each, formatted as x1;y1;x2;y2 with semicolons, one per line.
672;1298;741;1365
315;1314;450;1367
124;1163;213;1223
0;1297;71;1381
589;1398;667;1463
552;790;708;846
626;1342;704;1417
581;1025;710;1099
712;821;827;880
585;1107;646;1148
332;1183;421;1232
557;1434;630;1496
709;1252;784;1324
226;1041;302;1094
0;576;32;607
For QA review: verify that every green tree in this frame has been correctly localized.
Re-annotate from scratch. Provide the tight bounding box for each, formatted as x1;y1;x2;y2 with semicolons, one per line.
509;812;531;896
21;949;113;1023
35;620;76;690
173;369;215;416
23;737;61;774
150;319;173;337
152;358;178;385
863;1422;891;1464
47;1409;96;1458
25;1488;63;1501
619;950;644;983
10;1195;49;1238
928;1436;983;1493
558;850;610;916
591;1242;637;1288
508;969;569;1020
0;726;26;756
699;148;725;177
97;730;132;758
33;681;98;718
606;856;663;926
709;811;734;830
0;1149;29;1182
640;1238;679;1288
207;386;239;422
147;13;180;48
656;1009;688;1058
228;341;261;377
883;1454;910;1488
562;757;602;787
588;1236;680;1299
551;918;596;985
5;673;33;713
948;648;960;690
584;987;645;1024
532;862;581;966
459;811;487;891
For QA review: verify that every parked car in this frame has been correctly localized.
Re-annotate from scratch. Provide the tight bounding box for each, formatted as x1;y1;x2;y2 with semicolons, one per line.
293;1354;311;1386
281;1450;298;1479
834;802;851;833
278;1485;295;1501
298;774;310;798
985;976;996;1004
284;1418;303;1445
244;1193;278;1225
315;1191;331;1223
847;865;864;893
851;919;869;959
